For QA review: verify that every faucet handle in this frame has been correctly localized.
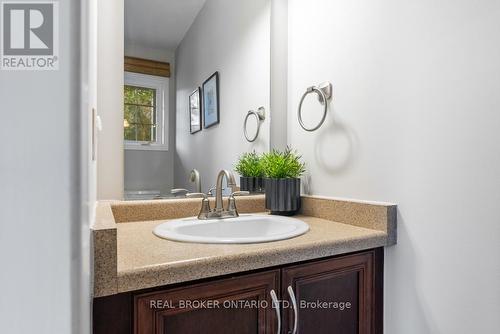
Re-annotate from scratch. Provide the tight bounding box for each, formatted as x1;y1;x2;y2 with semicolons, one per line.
187;192;211;219
230;190;250;198
171;188;189;196
227;191;250;217
186;192;208;199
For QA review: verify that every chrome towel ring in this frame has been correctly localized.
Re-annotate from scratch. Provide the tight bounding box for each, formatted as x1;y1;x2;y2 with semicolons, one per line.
298;82;333;132
244;107;266;142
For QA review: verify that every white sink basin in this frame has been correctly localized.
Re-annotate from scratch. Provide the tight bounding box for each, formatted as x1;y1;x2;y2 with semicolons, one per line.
153;214;309;244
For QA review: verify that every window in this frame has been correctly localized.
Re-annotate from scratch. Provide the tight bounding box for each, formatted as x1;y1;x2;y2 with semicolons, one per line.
124;72;168;150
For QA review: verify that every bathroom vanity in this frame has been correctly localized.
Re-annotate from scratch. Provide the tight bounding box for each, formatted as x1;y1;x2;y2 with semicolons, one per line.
92;195;396;334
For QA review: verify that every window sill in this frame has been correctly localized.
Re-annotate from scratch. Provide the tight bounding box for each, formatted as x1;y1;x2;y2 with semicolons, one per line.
124;143;169;151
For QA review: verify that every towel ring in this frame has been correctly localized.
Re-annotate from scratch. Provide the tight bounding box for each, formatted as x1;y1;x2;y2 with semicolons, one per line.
244;107;265;142
298;82;333;132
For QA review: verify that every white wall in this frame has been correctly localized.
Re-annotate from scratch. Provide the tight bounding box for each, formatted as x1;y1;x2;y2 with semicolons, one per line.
0;0;88;333
288;0;500;332
175;0;271;191
124;44;176;194
97;0;124;200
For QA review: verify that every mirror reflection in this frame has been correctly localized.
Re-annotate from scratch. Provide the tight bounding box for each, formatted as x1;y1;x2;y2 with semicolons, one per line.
123;0;271;200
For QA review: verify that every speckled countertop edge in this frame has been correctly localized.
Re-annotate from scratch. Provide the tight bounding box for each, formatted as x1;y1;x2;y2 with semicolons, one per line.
116;221;387;293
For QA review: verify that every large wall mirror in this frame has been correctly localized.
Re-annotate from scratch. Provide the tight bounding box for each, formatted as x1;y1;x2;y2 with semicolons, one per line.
122;0;273;200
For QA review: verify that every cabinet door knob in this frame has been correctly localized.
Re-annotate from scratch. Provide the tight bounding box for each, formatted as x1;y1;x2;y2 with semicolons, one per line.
287;286;298;334
270;289;281;334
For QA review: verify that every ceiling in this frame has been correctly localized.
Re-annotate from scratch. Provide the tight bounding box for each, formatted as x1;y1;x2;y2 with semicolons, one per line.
125;0;206;51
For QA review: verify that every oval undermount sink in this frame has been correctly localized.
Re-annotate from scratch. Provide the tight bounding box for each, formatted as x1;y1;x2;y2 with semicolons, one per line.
153;214;310;244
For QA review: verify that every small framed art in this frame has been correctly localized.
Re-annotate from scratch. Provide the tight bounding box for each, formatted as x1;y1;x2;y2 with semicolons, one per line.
202;71;220;128
189;88;202;134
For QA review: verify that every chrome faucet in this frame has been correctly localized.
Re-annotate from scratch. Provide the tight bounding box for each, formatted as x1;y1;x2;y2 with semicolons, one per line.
214;169;236;212
188;169;249;220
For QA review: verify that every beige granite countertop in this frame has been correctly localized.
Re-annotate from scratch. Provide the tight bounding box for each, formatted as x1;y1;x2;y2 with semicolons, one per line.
116;214;387;293
93;195;397;297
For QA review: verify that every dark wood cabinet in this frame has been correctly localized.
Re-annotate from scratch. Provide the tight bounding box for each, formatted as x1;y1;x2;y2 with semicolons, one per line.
134;270;280;334
93;248;383;334
282;249;383;334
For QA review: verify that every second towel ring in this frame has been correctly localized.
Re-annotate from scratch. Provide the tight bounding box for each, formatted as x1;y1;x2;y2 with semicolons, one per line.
244;107;266;142
298;82;333;132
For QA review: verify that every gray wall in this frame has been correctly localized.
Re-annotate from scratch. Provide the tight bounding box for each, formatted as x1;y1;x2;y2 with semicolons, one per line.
175;0;271;191
270;0;288;150
124;44;176;195
0;0;89;333
287;0;500;332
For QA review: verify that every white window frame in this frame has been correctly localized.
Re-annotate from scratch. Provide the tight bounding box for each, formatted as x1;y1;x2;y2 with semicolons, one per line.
124;71;169;151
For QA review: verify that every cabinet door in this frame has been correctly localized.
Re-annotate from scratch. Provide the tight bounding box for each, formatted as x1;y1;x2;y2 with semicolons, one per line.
134;270;280;334
282;249;383;334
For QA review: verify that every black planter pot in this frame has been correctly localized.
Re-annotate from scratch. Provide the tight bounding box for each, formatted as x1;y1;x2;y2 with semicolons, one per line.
240;176;264;193
264;178;301;215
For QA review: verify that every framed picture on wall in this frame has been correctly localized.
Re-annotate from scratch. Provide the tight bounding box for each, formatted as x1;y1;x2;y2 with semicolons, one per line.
189;87;202;134
202;71;220;128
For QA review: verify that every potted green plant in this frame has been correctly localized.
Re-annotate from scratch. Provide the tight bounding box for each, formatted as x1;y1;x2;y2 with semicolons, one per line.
234;151;265;193
261;147;306;215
